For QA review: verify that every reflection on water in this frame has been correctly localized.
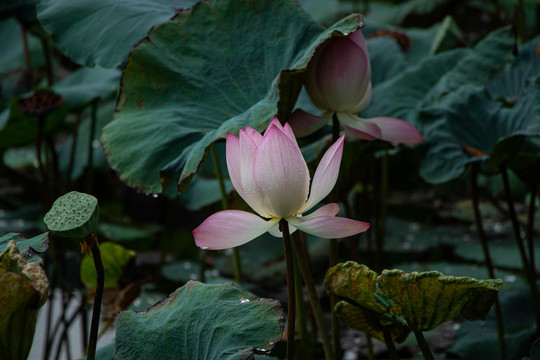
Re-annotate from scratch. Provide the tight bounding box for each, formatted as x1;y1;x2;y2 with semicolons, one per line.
28;289;114;360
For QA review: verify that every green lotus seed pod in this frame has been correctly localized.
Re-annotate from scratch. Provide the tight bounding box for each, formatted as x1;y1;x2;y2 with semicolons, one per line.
44;191;99;239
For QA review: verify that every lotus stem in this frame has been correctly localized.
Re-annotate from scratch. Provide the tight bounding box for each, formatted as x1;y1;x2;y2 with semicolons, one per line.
332;112;340;141
42;268;57;360
470;164;506;360
413;330;434;360
382;329;399;360
85;101;97;193
294;255;311;360
210;143;228;211
292;231;334;360
516;0;526;43
87;233;104;360
330;113;341;359
363;0;370;14
211;144;243;283
366;335;375;360
344;197;360;261
36;115;51;207
369;155;382;271
501;166;540;335
66;113;82;189
198;249;207;283
527;183;537;279
81;295;89;350
45;134;60;197
280;219;296;360
21;25;34;87
374;150;389;272
41;37;53;86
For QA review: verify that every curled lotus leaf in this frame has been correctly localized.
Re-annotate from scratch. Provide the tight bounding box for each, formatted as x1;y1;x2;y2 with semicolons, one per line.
420;78;540;183
0;241;49;360
325;261;388;314
378;269;502;331
326;261;502;334
102;0;364;195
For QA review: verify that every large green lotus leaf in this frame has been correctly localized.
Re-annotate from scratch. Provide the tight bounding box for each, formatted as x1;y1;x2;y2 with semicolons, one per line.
420;79;540;184
488;36;540;100
0;232;49;263
0;241;49;360
114;281;283;360
80;242;135;289
52;66;121;108
36;0;197;68
363;27;514;127
364;19;440;65
378;269;502;331
360;19;463;116
325;261;388;315
429;16;462;54
367;37;407;87
334;301;411;343
366;0;453;26
297;0;354;26
448;284;538;360
102;1;363;195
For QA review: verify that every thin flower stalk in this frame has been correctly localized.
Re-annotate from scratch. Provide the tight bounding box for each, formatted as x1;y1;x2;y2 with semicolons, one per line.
501;166;540;335
292;234;334;360
294;253;311;360
413;330;434;360
527;184;537;283
470;164;506;360
281;219;296;360
329;114;341;359
86;233;104;360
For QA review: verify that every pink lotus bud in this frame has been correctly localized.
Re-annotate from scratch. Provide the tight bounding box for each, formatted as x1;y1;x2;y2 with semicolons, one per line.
305;30;372;113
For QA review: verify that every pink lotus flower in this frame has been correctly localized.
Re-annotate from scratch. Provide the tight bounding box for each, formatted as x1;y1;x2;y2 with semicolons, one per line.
193;118;370;250
289;29;423;144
